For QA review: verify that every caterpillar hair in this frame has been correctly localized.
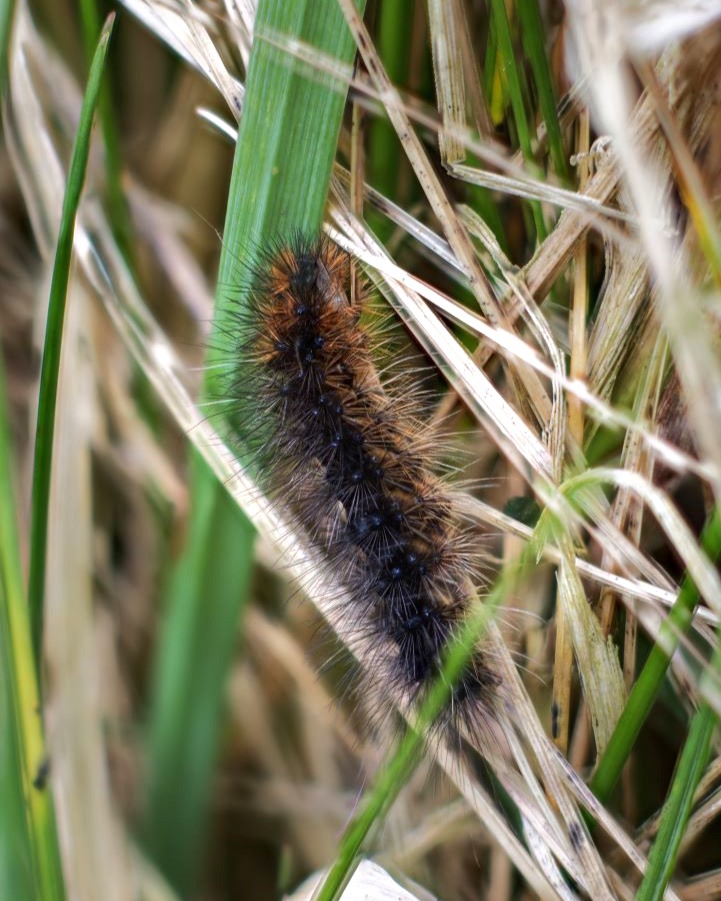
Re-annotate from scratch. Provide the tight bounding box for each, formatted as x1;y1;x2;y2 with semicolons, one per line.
225;233;498;735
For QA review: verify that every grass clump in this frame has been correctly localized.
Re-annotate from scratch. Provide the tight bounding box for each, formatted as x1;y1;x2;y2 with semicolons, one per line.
1;2;721;899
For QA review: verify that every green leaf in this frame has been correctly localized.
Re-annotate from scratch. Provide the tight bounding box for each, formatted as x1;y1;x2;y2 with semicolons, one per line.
0;0;15;94
143;0;365;893
0;354;64;899
636;701;716;901
487;0;547;241
591;507;721;802
367;0;416;245
142;455;255;892
28;14;116;671
516;0;569;183
77;0;134;264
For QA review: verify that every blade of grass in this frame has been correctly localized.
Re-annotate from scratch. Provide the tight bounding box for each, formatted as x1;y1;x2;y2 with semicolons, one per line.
635;701;717;901
143;0;365;893
427;0;506;249
635;59;721;291
209;0;365;340
516;0;570;183
27;13;115;671
0;0;15;92
0;666;36;900
78;0;134;264
366;0;414;245
487;0;547;241
0;358;64;899
591;506;721;802
142;454;255;893
483;10;502;124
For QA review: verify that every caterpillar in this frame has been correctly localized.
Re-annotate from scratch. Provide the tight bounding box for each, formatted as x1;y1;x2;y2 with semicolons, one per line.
226;234;497;732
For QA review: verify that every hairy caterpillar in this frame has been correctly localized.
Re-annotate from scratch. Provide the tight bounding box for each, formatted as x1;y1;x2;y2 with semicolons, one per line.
227;235;497;731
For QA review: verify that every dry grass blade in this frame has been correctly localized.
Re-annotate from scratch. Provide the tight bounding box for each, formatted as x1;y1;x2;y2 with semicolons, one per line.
567;7;721;506
119;0;244;111
427;0;468;166
44;282;136;901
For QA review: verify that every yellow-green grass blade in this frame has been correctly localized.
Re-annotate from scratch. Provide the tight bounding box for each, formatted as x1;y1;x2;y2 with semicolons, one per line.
28;14;115;670
0;670;36;900
143;0;364;893
0;361;64;898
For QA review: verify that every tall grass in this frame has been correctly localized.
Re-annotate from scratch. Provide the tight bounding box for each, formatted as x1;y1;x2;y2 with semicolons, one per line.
2;1;721;899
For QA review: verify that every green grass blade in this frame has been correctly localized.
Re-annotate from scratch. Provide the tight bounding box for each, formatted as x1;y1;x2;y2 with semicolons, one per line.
28;14;115;670
0;671;36;900
209;0;365;350
591;507;721;802
487;0;546;241
143;0;364;893
483;14;500;123
78;0;134;264
0;0;14;93
367;0;415;245
516;0;569;182
636;702;716;901
0;359;64;899
142;454;255;892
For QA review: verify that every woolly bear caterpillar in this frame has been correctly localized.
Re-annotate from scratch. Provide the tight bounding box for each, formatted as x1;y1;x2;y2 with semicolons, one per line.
227;234;497;732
